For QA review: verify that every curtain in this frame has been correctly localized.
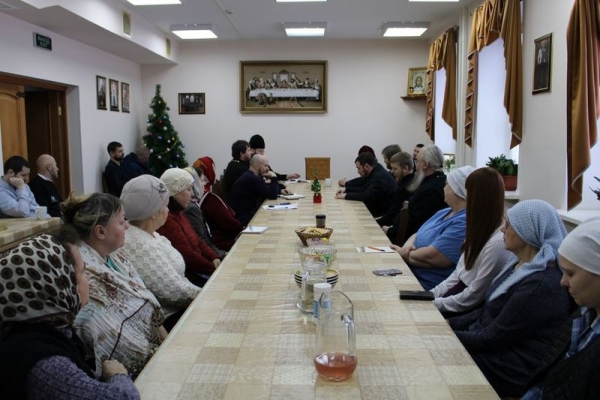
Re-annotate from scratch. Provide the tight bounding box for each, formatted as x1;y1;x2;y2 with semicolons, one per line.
464;0;522;148
426;28;458;141
566;0;600;209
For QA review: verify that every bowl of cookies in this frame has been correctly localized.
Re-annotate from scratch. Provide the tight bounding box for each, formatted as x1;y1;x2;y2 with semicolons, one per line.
295;226;333;246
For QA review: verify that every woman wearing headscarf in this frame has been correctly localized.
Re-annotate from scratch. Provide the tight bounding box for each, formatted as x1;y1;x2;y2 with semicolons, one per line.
392;165;476;290
157;168;221;286
431;168;512;315
120;175;200;330
449;200;571;398
522;217;600;399
0;234;140;399
193;158;243;251
61;193;165;378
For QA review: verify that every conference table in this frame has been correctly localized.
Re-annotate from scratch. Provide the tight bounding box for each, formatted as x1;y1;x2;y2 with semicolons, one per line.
135;183;498;399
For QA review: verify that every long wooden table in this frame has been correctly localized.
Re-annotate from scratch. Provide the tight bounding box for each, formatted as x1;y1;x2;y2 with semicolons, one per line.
135;183;498;399
0;217;61;253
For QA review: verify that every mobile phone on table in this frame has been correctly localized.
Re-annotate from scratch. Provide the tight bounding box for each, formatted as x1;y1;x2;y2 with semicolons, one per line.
399;290;434;301
372;269;402;276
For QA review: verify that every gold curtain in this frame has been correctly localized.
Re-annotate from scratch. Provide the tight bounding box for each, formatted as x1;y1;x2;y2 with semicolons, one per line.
464;0;522;148
566;0;600;209
426;28;458;141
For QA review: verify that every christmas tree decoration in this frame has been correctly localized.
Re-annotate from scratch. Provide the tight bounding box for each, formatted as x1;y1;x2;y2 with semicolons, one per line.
143;84;188;176
311;169;322;203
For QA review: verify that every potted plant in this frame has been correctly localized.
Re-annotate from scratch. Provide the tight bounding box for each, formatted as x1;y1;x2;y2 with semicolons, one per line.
486;154;518;191
311;169;322;203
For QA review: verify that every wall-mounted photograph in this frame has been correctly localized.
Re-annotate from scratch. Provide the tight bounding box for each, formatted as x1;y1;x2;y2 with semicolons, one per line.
121;82;130;113
96;75;107;110
240;60;327;114
406;67;427;97
533;33;552;94
109;79;119;111
179;93;205;114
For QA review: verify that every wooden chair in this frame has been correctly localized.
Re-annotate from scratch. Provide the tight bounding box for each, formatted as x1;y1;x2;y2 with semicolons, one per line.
305;157;330;179
394;207;409;246
212;178;226;203
101;172;109;193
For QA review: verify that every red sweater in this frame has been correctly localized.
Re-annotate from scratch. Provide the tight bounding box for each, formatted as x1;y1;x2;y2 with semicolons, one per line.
199;192;243;251
157;210;220;276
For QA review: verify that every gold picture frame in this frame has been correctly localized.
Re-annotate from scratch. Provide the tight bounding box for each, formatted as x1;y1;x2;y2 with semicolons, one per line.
179;93;205;114
533;33;552;94
240;60;327;114
406;67;427;97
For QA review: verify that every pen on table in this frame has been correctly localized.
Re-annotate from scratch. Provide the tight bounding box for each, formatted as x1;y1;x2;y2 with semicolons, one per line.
368;246;386;252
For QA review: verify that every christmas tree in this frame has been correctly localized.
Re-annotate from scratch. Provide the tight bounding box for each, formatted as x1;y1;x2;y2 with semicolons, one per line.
143;84;188;176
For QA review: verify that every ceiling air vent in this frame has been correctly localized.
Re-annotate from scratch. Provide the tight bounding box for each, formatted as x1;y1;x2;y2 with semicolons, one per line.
0;2;17;10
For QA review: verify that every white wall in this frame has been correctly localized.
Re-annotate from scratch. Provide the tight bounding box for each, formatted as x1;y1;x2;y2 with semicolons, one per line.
0;12;143;193
141;40;431;180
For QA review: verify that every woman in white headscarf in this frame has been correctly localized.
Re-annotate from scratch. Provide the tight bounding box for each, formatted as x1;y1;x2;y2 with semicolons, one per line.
449;200;571;398
522;217;600;400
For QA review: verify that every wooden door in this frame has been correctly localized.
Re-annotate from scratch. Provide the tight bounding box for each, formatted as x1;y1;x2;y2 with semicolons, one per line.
0;82;28;162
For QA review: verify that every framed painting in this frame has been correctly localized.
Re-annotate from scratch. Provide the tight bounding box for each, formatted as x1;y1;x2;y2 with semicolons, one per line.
109;79;119;111
121;82;130;113
406;67;427;97
533;33;552;94
96;75;107;110
179;93;205;114
240;60;327;114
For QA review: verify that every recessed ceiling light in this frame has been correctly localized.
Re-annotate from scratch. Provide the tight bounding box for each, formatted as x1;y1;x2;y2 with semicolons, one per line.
170;24;217;39
284;22;326;37
127;0;181;5
382;22;429;37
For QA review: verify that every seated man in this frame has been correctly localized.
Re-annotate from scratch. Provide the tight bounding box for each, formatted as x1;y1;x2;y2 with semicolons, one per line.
377;151;415;227
29;154;62;217
381;144;401;172
104;141;127;197
222;140;252;200
121;145;152;179
335;152;397;218
0;155;38;218
229;154;280;226
338;145;375;187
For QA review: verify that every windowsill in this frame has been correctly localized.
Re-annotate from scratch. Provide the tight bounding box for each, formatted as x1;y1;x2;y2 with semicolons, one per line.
556;209;600;226
505;190;519;200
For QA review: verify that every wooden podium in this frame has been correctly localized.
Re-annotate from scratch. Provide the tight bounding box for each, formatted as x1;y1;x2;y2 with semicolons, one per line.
305;157;330;179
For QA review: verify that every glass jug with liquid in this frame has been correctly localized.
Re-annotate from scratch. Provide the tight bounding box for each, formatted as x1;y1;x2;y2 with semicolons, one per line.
314;291;357;381
296;246;336;314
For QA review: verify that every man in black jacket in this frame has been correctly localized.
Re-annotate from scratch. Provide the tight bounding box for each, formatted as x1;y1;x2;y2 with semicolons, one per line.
222;140;252;200
377;151;415;227
335;152;397;218
29;154;62;217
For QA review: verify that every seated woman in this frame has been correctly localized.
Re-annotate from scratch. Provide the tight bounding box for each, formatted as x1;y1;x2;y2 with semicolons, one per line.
0;234;140;399
522;217;600;399
157;168;221;286
449;200;571;398
193;157;243;251
61;193;165;378
431;168;512;315
182;166;226;258
120;175;200;330
392;166;475;290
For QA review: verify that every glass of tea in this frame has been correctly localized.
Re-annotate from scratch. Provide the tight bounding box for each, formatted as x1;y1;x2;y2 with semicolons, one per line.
314;291;357;381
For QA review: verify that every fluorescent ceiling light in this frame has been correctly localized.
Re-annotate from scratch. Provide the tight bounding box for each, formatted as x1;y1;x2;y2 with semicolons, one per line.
127;0;181;5
276;0;327;3
170;24;217;39
382;22;429;37
283;22;326;37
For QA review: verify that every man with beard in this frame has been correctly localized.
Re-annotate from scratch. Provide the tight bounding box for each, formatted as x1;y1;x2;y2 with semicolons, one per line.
223;140;253;201
385;144;446;245
29;154;63;217
104;141;127;197
378;151;415;227
381;144;401;172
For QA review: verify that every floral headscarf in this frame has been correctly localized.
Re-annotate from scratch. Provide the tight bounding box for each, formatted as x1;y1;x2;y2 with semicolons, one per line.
0;234;80;330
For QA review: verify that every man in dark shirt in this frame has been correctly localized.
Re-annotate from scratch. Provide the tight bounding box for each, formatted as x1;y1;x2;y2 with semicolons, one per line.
104;141;127;197
222;140;252;201
29;154;62;217
385;144;446;244
377;151;415;227
229;154;280;226
335;152;397;218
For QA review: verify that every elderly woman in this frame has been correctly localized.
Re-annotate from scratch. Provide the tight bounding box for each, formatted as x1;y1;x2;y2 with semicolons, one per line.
0;234;140;399
61;193;165;378
449;200;571;398
522;217;600;399
120;175;200;330
431;168;512;315
392;165;475;290
157;168;221;286
193;158;243;251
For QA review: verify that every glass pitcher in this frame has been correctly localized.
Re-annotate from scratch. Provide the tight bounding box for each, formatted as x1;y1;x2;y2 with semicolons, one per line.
314;291;357;381
296;256;327;314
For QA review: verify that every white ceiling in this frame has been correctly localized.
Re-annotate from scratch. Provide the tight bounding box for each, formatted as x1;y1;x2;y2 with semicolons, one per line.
1;0;478;64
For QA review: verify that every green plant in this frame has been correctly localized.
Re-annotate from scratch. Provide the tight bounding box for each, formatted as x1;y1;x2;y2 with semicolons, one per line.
444;154;455;170
311;168;321;194
486;154;518;176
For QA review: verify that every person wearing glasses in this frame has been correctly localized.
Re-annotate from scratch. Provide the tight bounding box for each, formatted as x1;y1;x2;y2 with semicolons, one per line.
61;193;166;379
0;235;140;399
449;200;571;398
120;175;200;331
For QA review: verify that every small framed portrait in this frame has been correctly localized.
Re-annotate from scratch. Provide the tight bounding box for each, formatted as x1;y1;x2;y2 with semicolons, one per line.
179;92;205;114
407;67;428;97
121;82;130;113
96;75;107;110
533;33;553;94
109;79;119;111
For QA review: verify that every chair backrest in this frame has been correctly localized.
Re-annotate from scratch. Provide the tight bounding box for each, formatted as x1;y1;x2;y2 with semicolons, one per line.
212;179;226;203
305;157;331;179
394;207;409;246
101;172;109;193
